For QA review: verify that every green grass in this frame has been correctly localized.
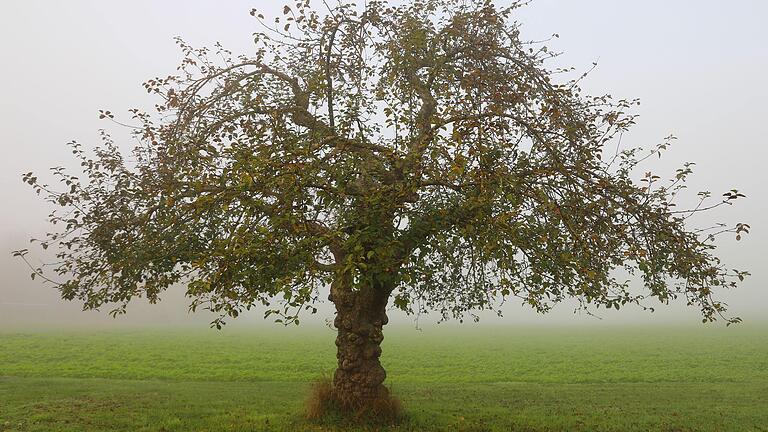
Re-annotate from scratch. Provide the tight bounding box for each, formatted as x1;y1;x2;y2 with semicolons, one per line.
1;325;767;431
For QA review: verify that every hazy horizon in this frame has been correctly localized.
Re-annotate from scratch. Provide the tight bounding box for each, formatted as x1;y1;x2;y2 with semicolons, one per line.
1;0;766;330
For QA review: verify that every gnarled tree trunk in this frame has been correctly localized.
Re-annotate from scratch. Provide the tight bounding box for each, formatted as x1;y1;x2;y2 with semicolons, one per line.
329;275;393;413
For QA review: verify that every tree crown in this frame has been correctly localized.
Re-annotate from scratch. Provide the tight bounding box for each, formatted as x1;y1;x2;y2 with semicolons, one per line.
17;0;749;327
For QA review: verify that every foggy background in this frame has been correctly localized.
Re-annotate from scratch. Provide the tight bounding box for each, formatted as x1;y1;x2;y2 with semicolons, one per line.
1;0;765;330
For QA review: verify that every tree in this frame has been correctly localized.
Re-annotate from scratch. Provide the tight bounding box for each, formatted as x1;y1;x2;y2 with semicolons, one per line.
17;0;749;418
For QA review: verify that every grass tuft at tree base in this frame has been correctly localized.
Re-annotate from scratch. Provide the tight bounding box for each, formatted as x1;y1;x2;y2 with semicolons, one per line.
305;375;404;425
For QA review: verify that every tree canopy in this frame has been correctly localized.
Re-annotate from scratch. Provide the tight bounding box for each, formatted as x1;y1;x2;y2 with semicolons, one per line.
18;0;749;329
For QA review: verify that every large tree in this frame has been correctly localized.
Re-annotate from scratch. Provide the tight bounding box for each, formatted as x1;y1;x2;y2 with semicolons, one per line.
18;0;749;417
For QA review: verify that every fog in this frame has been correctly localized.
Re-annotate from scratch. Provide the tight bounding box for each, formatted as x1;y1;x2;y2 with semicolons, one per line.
1;0;766;330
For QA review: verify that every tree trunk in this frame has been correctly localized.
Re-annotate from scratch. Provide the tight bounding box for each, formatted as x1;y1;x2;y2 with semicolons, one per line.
329;276;391;412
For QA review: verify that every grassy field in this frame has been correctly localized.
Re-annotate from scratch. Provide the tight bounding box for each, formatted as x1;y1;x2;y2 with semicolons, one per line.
1;325;767;431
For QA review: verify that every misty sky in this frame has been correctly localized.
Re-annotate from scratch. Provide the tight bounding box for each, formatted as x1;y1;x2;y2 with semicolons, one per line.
1;0;766;329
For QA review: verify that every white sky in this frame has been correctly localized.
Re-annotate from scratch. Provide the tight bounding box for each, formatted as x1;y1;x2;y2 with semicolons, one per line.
0;0;766;329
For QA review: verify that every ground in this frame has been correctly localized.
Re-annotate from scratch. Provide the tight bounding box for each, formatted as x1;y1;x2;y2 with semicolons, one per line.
1;324;766;431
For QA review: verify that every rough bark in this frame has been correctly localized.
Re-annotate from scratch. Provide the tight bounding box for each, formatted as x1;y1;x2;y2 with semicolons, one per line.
329;274;391;411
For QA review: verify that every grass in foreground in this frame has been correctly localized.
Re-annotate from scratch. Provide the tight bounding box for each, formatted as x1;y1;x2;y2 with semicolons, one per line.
1;325;767;431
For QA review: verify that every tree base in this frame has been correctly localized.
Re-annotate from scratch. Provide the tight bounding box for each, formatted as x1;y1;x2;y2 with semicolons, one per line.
305;376;403;424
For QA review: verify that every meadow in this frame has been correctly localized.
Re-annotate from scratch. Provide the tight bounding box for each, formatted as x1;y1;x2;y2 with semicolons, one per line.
1;324;766;431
